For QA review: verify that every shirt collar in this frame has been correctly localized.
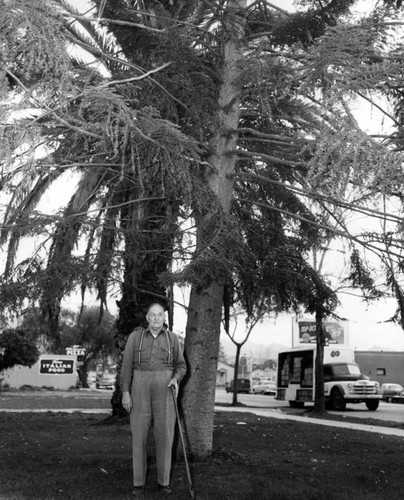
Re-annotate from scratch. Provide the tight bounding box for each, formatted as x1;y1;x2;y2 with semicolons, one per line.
145;325;167;337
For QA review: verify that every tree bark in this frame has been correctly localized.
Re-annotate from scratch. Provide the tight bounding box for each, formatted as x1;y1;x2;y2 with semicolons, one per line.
231;343;242;406
182;283;223;456
314;307;326;414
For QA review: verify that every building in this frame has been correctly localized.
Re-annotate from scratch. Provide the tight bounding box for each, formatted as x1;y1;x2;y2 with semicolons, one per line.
216;361;234;387
355;350;404;387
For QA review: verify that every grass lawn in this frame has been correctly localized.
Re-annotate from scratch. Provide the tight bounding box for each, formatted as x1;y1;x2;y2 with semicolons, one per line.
0;410;403;500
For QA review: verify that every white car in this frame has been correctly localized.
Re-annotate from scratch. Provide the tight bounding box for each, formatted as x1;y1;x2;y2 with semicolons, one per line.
95;372;116;390
252;380;277;395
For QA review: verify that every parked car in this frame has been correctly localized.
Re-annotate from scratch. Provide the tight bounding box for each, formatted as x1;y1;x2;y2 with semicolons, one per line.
381;383;404;403
252;380;277;396
95;372;116;390
225;378;251;393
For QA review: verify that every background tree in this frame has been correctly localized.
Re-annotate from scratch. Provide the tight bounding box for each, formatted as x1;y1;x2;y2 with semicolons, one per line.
0;329;39;374
223;303;261;406
57;307;116;388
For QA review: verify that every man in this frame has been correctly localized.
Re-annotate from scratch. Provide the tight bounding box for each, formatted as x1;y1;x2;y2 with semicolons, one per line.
121;302;187;497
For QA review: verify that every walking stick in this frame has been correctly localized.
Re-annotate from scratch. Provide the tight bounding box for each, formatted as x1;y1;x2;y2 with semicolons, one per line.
171;386;196;499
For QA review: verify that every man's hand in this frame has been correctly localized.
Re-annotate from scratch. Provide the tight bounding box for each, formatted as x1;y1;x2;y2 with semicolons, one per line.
122;391;132;413
168;377;178;396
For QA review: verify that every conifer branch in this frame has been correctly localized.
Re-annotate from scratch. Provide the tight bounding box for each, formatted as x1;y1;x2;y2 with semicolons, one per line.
62;31;190;111
247;1;291;16
4;69;101;140
238;199;404;262
236;149;304;166
233;172;402;225
98;62;173;88
237;127;297;143
64;14;165;33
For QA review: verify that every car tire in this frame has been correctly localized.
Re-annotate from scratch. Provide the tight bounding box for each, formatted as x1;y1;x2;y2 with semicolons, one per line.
330;387;346;411
366;400;379;411
387;397;392;403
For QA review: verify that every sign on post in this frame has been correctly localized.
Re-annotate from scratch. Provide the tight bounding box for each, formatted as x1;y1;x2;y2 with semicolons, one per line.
66;345;86;366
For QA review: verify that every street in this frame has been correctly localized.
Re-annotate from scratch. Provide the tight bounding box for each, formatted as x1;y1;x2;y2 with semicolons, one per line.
215;387;404;423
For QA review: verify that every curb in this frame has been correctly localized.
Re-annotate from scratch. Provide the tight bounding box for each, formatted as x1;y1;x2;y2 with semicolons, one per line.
215;405;404;437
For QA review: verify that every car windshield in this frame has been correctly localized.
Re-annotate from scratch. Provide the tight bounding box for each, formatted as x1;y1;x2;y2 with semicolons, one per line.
332;363;361;376
387;384;403;391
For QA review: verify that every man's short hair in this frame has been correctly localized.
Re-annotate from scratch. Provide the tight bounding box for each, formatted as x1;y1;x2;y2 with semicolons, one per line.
146;302;166;313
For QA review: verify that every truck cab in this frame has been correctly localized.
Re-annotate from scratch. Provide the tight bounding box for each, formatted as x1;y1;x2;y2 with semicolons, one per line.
323;362;364;382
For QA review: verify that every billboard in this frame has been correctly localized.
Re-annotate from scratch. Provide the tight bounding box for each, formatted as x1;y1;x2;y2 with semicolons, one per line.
297;320;345;345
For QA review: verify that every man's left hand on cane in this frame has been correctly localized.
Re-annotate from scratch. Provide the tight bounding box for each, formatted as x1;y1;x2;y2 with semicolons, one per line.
168;378;178;396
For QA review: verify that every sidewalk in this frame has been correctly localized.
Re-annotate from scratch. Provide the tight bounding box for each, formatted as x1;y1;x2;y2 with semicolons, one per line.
215;405;404;437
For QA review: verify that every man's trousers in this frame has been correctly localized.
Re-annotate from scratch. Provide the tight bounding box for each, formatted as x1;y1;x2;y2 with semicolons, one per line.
130;370;176;487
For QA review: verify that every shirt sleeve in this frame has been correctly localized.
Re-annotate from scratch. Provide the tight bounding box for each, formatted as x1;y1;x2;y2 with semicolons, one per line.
172;334;187;383
120;330;137;393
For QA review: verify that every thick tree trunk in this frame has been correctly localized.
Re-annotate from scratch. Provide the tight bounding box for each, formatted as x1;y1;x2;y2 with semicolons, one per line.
182;0;247;458
182;283;223;456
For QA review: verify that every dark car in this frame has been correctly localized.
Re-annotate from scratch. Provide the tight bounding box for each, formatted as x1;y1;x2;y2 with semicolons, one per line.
225;378;251;394
381;383;404;403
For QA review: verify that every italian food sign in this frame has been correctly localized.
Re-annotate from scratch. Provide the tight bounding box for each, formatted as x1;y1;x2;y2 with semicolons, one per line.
39;358;75;375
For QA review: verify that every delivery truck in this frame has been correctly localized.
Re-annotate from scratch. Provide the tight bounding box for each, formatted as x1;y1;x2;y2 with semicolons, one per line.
276;346;382;411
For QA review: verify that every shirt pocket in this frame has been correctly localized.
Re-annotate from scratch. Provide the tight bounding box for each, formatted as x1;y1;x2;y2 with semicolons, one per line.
155;343;170;364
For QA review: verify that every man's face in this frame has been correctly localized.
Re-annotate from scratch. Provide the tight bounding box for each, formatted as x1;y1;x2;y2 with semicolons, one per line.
147;305;166;332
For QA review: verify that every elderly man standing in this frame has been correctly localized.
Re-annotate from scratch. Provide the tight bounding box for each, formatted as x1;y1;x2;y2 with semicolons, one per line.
120;302;187;497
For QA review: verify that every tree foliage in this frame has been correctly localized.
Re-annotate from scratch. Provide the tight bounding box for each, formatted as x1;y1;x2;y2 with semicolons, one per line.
0;328;39;373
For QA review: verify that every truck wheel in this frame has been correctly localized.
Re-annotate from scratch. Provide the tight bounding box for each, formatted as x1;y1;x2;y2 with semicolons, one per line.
330;388;346;411
366;400;379;411
289;401;305;408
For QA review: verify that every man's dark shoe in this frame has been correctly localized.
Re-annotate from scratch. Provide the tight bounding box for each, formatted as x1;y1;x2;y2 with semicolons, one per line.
131;486;144;497
158;484;173;495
